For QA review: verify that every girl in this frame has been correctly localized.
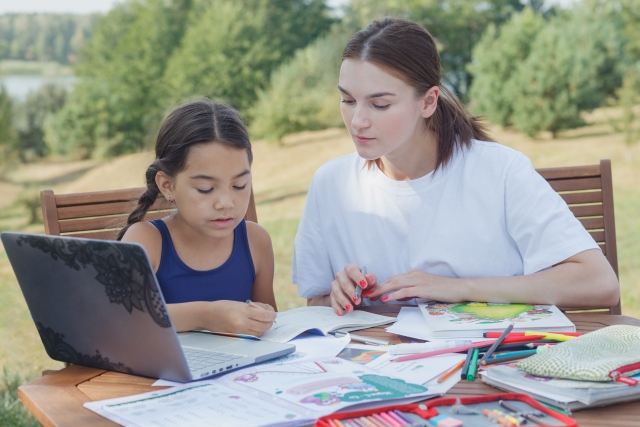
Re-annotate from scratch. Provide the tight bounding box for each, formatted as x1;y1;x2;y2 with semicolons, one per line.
119;98;277;336
292;18;619;314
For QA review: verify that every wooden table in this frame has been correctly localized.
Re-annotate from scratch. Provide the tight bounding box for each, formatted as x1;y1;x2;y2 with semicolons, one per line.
19;308;640;427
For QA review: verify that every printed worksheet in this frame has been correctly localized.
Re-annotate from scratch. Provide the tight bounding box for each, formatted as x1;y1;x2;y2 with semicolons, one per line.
365;353;466;385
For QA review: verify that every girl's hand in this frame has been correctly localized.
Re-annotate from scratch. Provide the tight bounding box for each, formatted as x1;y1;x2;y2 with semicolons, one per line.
329;264;377;315
363;270;464;303
206;300;276;336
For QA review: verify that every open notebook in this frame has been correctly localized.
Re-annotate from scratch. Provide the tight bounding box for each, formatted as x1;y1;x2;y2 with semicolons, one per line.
419;302;575;338
209;306;396;343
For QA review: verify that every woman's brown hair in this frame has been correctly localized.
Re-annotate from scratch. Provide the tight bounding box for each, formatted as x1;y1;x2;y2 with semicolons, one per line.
343;17;490;171
116;98;252;240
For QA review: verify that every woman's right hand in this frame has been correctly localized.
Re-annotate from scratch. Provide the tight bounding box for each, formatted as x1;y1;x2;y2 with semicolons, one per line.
205;300;276;336
329;264;377;316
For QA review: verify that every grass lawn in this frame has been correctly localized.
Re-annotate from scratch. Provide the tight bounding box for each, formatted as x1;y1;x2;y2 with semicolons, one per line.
0;113;638;418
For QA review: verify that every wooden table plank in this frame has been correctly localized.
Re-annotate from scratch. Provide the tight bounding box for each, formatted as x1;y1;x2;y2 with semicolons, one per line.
19;311;640;427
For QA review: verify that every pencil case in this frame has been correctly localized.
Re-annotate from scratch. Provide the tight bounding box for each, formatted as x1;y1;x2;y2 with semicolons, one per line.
517;325;640;383
315;392;577;427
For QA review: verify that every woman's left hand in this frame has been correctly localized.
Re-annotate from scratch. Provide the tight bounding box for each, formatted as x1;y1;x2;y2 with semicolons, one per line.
363;270;464;303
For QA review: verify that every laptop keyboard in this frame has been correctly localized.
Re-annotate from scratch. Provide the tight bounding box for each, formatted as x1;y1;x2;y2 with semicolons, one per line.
183;348;245;371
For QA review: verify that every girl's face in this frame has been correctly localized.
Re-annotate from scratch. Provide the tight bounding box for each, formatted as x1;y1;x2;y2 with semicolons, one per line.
338;59;437;162
164;142;252;239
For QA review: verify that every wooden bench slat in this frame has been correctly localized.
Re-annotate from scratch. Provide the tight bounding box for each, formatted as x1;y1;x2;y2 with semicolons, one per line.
58;210;173;233
590;230;605;242
536;164;600;180
569;204;604;217
579;217;605;230
57;197;173;220
560;190;602;204
548;177;602;192
64;230;121;240
55;188;146;207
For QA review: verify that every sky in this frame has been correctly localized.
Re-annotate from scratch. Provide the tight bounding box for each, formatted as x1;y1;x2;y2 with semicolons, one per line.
0;0;580;14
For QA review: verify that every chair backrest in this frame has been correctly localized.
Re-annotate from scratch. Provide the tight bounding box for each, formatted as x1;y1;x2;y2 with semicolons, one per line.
536;159;620;315
40;187;258;241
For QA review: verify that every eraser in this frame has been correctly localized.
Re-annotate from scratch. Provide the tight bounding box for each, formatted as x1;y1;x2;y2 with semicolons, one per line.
429;414;463;427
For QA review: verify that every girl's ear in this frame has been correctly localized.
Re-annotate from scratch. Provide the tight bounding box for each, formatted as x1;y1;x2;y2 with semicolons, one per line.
420;85;439;119
155;171;174;202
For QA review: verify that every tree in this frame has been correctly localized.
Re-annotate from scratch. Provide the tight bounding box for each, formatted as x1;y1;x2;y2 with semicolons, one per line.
164;0;334;111
468;8;545;125
510;8;625;137
0;85;17;161
250;25;351;141
13;84;67;161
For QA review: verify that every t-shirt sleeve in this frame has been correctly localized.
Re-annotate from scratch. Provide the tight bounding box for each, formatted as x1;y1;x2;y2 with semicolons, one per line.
504;153;599;275
292;174;335;299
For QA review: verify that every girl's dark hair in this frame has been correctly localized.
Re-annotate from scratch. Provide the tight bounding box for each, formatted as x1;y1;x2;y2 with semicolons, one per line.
117;98;252;240
343;18;490;171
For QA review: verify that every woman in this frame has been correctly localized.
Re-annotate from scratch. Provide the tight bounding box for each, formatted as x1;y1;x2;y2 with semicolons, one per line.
292;18;618;315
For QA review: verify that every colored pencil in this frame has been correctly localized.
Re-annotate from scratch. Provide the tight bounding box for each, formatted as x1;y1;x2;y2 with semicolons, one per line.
479;324;514;365
484;331;581;338
438;359;466;383
481;352;534;365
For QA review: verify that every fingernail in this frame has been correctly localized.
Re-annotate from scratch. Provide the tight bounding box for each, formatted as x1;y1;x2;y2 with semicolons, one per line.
359;280;367;288
381;295;388;301
337;309;343;316
345;304;351;311
363;290;373;297
352;296;357;303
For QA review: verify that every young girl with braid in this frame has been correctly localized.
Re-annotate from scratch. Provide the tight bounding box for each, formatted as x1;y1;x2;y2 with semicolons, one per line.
118;99;277;337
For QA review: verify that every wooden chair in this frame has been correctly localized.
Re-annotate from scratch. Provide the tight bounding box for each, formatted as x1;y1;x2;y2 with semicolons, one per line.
40;159;620;314
536;159;620;315
40;187;257;241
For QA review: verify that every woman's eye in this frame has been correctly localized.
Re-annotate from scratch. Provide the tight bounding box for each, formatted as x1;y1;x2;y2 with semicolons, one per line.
233;184;247;190
197;188;213;194
374;104;390;110
341;99;355;105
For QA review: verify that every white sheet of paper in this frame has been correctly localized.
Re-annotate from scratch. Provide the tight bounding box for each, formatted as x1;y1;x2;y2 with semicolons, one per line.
365;352;466;385
152;334;351;387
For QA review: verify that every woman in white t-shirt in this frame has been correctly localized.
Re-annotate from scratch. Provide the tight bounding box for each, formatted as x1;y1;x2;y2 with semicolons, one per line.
292;17;619;315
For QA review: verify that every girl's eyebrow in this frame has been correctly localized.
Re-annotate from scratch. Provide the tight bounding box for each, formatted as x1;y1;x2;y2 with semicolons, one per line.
189;170;251;181
337;86;396;99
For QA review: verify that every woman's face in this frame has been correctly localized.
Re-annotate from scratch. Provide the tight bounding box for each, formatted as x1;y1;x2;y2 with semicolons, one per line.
338;59;436;161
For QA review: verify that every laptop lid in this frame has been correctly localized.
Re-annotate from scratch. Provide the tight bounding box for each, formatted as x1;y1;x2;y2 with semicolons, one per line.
1;232;293;382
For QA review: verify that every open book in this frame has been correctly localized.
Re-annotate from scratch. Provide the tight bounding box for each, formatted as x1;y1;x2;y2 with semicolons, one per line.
419;302;575;338
209;306;396;343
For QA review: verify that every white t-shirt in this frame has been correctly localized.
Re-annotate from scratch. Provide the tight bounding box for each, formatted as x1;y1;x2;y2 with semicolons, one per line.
292;140;599;301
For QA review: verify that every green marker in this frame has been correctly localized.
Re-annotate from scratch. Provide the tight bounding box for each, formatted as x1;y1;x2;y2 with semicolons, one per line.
466;348;480;381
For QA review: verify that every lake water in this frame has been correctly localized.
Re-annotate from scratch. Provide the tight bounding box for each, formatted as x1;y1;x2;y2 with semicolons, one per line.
0;75;76;100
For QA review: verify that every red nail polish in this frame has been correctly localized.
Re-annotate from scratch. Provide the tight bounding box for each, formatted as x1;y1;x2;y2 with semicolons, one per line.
363;290;373;297
337;309;343;316
345;304;351;310
352;296;357;302
359;280;367;288
381;295;388;301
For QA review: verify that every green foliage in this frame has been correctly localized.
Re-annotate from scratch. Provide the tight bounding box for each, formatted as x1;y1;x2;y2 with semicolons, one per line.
46;0;192;158
0;14;96;63
509;9;625;137
164;0;334;111
0;367;39;427
250;25;351;141
12;84;67;161
618;67;640;147
468;8;545;126
0;85;17;162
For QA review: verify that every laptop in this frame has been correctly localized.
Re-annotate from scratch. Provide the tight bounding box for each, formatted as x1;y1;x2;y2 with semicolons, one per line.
1;232;295;382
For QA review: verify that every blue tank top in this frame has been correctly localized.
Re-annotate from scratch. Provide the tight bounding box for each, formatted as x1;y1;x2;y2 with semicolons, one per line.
150;219;256;304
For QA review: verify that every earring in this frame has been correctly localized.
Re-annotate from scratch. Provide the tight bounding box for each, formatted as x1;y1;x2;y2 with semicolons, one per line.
167;196;171;202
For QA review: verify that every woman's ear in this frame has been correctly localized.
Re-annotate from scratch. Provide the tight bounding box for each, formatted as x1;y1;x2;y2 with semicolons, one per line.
155;171;174;202
420;86;440;119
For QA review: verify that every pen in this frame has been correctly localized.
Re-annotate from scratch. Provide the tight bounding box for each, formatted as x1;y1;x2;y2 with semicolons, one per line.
355;266;366;304
466;348;480;381
246;299;277;323
479;323;514;365
331;331;390;346
480;352;534;365
460;348;474;379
